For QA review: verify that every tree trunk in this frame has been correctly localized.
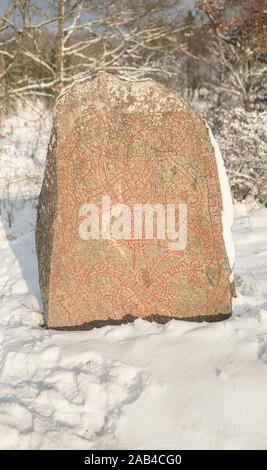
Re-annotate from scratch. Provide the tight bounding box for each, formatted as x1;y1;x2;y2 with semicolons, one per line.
56;0;65;95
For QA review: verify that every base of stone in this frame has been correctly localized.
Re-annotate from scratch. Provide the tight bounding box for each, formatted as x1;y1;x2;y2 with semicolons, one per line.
46;312;232;331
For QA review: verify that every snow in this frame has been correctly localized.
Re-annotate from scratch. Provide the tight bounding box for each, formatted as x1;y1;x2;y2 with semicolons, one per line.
57;72;152;102
205;122;235;279
0;106;267;450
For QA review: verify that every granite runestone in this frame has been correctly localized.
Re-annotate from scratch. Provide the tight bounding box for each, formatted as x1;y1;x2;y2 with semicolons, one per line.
36;72;235;330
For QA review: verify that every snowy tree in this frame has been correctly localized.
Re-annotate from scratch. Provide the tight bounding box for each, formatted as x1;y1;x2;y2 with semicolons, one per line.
196;0;267;109
0;0;188;102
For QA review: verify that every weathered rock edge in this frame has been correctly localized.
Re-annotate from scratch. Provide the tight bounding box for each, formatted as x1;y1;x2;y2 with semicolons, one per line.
36;124;57;327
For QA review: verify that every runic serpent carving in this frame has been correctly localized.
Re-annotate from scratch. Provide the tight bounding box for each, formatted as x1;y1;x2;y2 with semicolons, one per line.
50;110;230;323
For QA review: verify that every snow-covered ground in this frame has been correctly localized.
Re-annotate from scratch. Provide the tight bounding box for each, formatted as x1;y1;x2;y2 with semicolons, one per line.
0;106;266;450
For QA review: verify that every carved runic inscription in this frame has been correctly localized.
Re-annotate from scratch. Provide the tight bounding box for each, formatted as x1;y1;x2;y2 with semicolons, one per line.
36;73;233;329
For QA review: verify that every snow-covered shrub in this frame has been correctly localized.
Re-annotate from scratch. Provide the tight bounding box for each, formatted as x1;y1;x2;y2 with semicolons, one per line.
196;100;267;205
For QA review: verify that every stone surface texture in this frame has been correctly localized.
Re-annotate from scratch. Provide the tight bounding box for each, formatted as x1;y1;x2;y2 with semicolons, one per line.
36;72;234;329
